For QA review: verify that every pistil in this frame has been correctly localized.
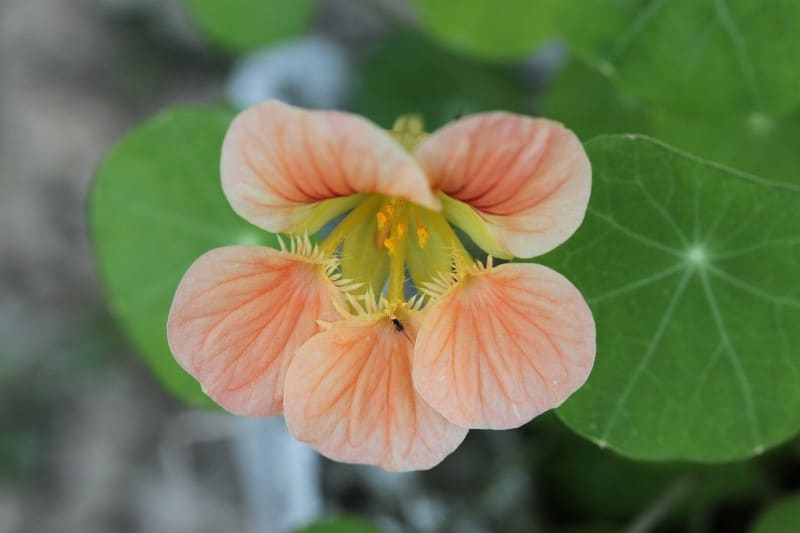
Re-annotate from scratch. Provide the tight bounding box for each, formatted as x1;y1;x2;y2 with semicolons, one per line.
386;200;410;303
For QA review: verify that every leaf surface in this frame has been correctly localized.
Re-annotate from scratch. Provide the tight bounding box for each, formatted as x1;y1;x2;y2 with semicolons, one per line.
541;135;800;461
91;107;276;406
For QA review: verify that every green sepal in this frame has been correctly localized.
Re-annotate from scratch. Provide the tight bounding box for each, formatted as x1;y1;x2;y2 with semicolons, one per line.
440;194;514;260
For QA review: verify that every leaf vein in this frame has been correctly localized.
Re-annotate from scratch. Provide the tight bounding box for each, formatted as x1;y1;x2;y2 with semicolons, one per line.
700;270;764;450
599;269;693;442
588;209;683;257
589;263;686;304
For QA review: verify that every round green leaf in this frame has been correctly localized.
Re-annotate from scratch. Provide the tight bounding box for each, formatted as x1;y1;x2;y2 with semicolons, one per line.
554;0;800;119
751;493;800;533
90;107;276;406
183;0;317;53
411;0;553;60
541;135;800;461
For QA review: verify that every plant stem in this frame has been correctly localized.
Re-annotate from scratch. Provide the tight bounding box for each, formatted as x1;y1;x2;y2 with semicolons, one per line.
624;473;697;533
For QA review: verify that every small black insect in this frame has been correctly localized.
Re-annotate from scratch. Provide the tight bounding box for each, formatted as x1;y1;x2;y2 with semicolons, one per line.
391;317;413;343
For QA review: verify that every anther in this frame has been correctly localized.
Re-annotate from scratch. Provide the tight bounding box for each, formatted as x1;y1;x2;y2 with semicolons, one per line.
383;237;397;256
396;223;407;239
376;211;388;229
416;225;429;248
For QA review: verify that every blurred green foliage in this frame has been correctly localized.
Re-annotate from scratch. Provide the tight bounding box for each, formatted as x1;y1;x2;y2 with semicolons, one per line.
653;110;800;186
411;0;553;60
353;34;530;130
294;516;383;533
533;415;770;530
183;0;317;52
552;0;800;120
541;59;650;140
751;493;800;532
543;60;800;184
91;107;277;407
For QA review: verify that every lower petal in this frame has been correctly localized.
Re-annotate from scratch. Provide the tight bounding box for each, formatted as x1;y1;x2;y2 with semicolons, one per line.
413;263;595;429
167;246;341;416
283;317;467;471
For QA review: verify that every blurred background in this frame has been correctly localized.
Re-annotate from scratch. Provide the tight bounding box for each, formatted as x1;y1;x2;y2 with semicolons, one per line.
1;0;799;532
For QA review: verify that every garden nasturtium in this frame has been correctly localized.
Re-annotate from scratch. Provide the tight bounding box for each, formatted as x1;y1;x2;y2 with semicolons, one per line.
167;100;596;471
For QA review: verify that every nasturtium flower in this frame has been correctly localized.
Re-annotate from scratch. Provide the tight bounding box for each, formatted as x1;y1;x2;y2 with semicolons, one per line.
167;100;595;471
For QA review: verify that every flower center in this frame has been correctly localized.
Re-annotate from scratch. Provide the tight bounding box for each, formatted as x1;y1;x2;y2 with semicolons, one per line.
318;194;472;304
313;115;476;308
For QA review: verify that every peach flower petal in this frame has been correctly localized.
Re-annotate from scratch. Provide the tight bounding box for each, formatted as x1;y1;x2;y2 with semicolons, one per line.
283;316;467;471
414;112;591;259
167;246;341;416
413;263;595;430
221;100;440;233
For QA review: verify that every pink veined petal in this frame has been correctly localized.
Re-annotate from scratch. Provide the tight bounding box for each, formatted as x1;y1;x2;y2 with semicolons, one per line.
414;112;591;259
221;100;440;232
283;316;468;471
167;245;341;416
413;263;595;430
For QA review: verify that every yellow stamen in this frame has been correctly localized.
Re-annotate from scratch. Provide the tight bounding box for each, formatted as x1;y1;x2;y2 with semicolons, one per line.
396;222;407;239
383;237;397;256
376;211;388;229
416;225;429;248
384;203;395;218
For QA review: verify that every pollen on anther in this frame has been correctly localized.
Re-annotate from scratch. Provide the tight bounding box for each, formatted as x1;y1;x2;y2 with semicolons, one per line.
383;236;397;256
376;211;388;229
396;223;407;239
416;225;429;248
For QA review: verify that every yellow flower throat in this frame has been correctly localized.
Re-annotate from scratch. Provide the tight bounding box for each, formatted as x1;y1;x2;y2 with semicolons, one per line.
315;115;474;305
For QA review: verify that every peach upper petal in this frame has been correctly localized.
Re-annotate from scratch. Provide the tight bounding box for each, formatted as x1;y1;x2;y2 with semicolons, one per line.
413;263;595;430
167;245;341;416
221;100;440;233
283;316;468;471
414;112;591;259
